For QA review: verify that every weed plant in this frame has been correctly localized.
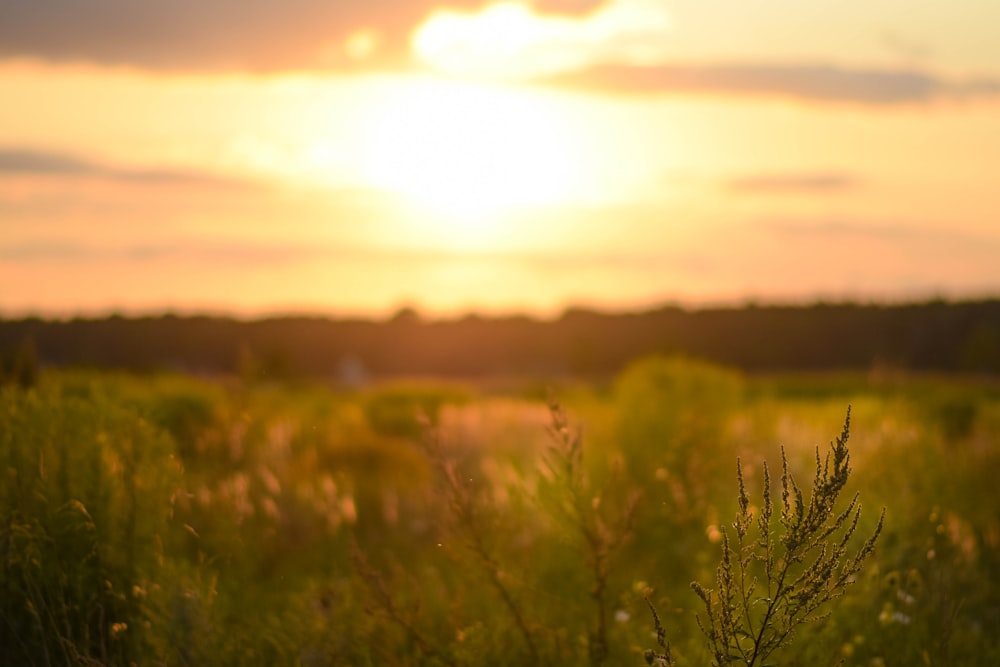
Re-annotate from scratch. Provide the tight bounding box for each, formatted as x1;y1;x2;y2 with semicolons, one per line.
540;395;640;666
646;408;885;666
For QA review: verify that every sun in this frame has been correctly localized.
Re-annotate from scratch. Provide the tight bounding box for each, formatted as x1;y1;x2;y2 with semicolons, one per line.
360;77;582;233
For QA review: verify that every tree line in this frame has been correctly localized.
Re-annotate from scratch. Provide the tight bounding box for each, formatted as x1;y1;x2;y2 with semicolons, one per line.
2;299;1000;380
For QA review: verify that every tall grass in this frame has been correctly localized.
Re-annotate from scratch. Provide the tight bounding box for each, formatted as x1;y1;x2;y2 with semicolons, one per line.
0;380;182;664
1;361;997;664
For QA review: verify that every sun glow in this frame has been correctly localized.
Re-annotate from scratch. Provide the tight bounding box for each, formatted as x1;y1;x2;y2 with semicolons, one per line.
360;78;583;227
412;0;674;79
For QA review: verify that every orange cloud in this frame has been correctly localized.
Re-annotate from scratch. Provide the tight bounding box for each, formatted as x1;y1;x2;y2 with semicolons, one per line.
541;62;1000;105
0;0;607;73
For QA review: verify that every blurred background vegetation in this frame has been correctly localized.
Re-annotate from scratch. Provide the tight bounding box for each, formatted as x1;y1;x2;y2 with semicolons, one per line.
2;302;999;664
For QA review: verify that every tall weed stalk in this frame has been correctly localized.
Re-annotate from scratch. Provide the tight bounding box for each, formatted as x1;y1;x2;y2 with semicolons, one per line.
543;395;639;666
647;407;885;666
421;417;540;666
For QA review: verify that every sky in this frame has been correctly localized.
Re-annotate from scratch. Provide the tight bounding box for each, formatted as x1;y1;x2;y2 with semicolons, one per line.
2;0;999;318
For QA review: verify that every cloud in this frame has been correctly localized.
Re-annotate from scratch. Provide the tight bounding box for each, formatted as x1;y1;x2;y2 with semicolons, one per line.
0;147;255;189
0;0;604;72
0;240;344;264
0;237;689;270
412;0;673;79
541;62;1000;104
725;172;860;194
763;219;1000;256
0;149;92;174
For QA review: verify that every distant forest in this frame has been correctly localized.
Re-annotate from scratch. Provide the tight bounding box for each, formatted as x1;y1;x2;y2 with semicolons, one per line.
3;299;1000;380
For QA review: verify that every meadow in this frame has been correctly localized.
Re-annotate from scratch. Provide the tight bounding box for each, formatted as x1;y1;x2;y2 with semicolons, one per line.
2;358;998;665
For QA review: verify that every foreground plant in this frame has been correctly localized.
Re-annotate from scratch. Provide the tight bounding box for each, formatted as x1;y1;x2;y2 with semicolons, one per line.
544;395;639;666
647;407;885;666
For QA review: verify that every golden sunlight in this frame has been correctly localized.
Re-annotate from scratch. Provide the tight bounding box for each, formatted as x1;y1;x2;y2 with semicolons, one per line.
360;78;583;232
412;0;673;79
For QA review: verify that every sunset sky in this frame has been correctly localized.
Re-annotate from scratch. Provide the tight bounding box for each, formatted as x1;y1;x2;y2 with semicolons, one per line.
2;0;999;318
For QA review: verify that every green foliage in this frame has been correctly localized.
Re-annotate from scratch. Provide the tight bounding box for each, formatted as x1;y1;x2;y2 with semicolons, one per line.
615;356;743;517
927;390;979;441
2;369;998;665
0;382;183;664
350;394;643;666
142;383;220;459
362;382;472;439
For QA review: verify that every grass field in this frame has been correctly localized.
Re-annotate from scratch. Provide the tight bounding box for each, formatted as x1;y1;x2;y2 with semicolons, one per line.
2;358;998;665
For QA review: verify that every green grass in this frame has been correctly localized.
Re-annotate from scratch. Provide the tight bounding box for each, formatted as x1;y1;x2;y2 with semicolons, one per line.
1;359;998;665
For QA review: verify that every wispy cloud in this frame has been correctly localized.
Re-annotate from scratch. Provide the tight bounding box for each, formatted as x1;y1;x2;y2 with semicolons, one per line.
0;0;600;72
0;238;705;274
7;216;996;271
763;219;1000;253
541;62;1000;104
0;148;255;189
0;149;92;174
0;240;343;264
725;172;860;194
